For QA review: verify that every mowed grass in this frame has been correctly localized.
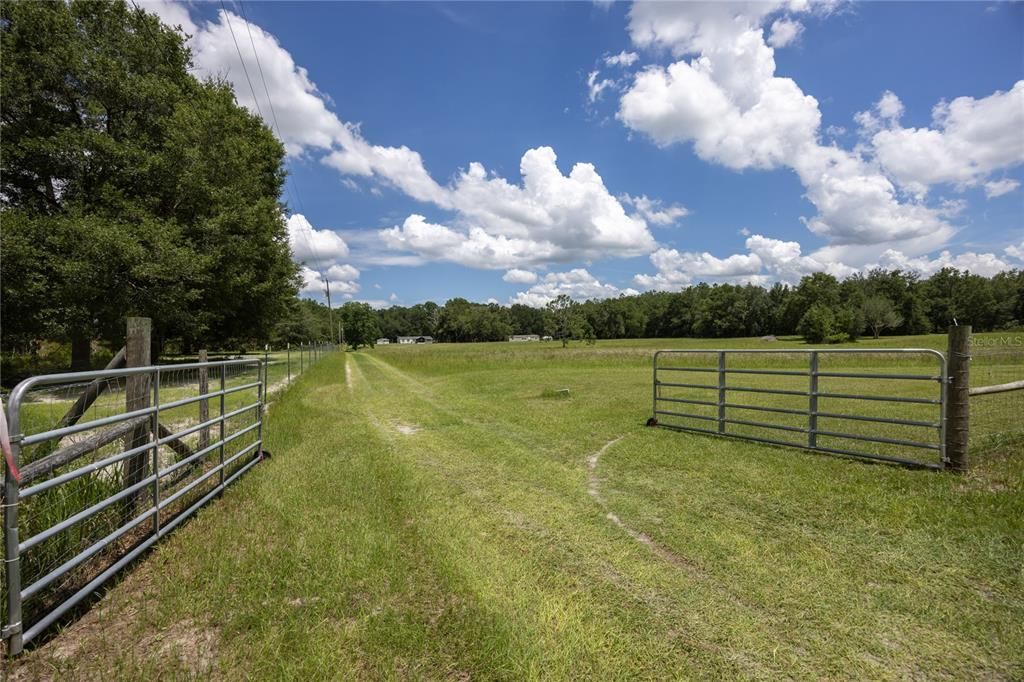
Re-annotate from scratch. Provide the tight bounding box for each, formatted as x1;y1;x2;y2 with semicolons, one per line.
9;335;1023;680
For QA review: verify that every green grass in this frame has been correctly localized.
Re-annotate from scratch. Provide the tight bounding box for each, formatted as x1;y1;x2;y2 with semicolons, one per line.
9;335;1023;680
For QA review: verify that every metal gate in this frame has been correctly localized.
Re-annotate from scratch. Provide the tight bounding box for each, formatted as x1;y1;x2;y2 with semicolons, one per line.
3;357;265;655
651;349;947;469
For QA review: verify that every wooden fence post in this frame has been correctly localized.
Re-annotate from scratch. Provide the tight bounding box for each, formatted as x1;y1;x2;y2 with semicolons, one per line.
944;325;971;472
123;317;152;517
198;349;209;452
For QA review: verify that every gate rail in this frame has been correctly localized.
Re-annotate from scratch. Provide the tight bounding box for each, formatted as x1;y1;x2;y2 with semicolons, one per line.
2;357;266;656
651;348;948;470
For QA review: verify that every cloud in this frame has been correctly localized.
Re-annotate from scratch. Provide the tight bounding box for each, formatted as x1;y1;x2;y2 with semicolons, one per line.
634;233;867;291
503;268;539;284
140;0;197;35
287;214;361;301
867;82;1024;196
299;264;360;298
145;4;664;272
509;268;638;307
621;194;689;225
617;2;962;261
634;246;764;290
147;6;449;204
767;18;803;48
984;178;1020;198
632;232;1018;291
869;249;1015;278
587;70;617;103
381;147;656;268
604;50;639;67
380;215;559;270
287;214;349;265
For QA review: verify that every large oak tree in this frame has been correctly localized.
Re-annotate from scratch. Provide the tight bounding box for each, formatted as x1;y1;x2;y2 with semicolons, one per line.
1;0;299;368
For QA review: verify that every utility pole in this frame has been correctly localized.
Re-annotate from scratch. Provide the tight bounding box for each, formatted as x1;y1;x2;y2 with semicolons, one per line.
324;277;336;345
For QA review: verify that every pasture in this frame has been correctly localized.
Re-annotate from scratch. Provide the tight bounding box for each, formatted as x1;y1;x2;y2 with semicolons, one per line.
8;335;1023;680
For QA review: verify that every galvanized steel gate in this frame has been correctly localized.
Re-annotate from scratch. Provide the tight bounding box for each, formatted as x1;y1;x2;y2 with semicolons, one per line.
651;349;948;469
2;358;265;655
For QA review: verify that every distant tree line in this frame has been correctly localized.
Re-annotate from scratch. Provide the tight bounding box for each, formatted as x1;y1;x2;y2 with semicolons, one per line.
272;268;1023;348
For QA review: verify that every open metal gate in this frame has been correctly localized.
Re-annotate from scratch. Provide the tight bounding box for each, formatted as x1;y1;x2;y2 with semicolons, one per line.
651;348;948;469
3;357;265;655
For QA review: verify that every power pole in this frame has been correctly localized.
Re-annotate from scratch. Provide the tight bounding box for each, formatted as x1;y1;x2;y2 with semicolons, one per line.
324;277;336;344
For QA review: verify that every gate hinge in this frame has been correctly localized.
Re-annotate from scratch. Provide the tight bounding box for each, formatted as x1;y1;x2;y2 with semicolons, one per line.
1;621;22;638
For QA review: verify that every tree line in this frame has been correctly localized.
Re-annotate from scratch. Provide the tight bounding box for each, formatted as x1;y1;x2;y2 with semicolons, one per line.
271;267;1023;349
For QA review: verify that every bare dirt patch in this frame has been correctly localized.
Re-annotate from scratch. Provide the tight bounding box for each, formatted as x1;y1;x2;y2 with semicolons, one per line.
395;422;421;436
6;560;220;680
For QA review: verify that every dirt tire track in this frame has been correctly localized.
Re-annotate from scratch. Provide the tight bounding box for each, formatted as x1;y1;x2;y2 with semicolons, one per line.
586;436;699;573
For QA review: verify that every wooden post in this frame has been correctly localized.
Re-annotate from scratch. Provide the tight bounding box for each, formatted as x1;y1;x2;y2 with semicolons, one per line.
198;349;209;452
944;325;971;472
123;317;152;517
56;346;126;429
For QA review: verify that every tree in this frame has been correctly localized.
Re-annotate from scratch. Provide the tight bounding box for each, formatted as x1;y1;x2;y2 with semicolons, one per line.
798;304;837;344
782;273;841;334
509;304;545;335
340;303;381;349
836;305;865;342
545;295;585;347
0;0;298;365
861;296;903;339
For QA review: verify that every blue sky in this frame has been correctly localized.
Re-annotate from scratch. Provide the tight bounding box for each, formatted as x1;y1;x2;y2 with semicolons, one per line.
146;1;1024;308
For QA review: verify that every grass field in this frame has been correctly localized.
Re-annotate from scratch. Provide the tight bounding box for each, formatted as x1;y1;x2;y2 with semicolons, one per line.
7;334;1023;680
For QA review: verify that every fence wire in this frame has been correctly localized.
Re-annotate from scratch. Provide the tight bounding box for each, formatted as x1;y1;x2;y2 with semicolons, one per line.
968;339;1024;449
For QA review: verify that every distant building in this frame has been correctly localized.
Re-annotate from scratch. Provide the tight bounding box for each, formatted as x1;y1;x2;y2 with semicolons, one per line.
541;335;553;341
508;334;541;342
376;338;391;345
397;336;434;344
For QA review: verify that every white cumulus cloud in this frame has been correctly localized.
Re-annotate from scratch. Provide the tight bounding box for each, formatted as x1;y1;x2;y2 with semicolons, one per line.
381;147;657;268
503;268;539;284
614;3;1023;266
287;214;349;265
868;82;1024;197
510;269;638;307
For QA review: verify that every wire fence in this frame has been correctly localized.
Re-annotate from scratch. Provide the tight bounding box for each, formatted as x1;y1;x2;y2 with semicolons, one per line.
1;344;335;655
968;337;1024;450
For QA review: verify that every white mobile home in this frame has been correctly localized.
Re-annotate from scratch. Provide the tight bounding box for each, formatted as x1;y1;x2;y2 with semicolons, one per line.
397;336;434;344
508;334;541;342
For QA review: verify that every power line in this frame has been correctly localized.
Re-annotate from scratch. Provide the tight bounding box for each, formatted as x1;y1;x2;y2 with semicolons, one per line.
237;1;311;221
235;0;338;338
219;0;264;121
